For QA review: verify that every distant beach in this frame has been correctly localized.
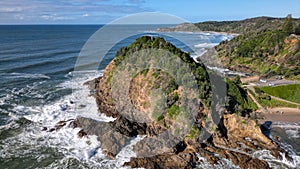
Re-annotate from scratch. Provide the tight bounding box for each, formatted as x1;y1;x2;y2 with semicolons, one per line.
262;108;300;124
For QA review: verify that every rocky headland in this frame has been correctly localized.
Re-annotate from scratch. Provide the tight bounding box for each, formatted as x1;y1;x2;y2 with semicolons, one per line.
58;36;294;169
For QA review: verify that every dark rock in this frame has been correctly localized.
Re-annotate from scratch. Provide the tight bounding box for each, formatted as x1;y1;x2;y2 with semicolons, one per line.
75;116;131;158
124;151;198;169
113;115;148;136
260;121;272;139
54;120;67;130
54;119;74;130
77;129;87;138
68;120;79;128
215;148;271;169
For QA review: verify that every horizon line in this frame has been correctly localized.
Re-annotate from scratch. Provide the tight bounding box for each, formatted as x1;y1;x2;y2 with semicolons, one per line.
0;15;299;26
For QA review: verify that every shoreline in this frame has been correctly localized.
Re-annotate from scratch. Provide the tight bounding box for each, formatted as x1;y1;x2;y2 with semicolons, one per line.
259;107;300;124
156;29;239;36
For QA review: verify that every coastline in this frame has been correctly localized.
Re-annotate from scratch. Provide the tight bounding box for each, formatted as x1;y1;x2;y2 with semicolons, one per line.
260;107;300;124
156;29;239;36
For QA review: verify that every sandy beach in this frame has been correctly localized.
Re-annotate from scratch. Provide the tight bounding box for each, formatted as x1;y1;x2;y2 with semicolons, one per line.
260;107;300;123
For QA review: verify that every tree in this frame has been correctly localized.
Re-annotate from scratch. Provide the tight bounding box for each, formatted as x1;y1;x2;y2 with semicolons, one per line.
233;76;242;85
282;14;294;35
294;23;300;35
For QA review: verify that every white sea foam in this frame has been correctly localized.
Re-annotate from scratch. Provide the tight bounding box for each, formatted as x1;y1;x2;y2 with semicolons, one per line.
0;69;143;168
197;154;241;169
273;123;300;129
221;34;235;41
194;43;219;48
0;72;51;79
97;135;146;169
253;149;300;169
25;70;113;125
286;129;300;139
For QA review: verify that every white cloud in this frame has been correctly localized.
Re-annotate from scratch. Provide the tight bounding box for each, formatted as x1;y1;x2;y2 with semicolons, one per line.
0;7;23;12
40;14;68;21
0;0;149;24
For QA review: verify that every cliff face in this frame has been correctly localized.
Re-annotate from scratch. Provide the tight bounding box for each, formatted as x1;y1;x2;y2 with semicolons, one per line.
75;36;290;168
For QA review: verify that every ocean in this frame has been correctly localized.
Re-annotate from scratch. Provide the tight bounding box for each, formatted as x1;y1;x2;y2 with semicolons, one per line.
0;25;299;168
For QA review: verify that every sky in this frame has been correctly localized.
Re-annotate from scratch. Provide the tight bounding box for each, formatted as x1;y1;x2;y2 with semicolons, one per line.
0;0;299;24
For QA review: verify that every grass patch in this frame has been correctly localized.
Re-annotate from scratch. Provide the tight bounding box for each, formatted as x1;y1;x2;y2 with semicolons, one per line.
186;126;200;139
258;97;297;108
259;84;300;104
106;72;113;84
167;104;180;119
252;86;297;108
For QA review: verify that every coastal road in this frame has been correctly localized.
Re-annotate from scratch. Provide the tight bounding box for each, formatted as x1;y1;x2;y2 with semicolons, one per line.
253;79;300;87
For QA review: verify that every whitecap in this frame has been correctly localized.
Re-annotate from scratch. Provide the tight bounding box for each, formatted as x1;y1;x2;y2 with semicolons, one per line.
194;43;219;48
253;149;300;169
285;129;300;139
5;72;51;79
197;153;241;169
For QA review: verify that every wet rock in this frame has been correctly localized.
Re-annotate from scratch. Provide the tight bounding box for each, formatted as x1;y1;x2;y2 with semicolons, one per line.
74;116;131;158
49;128;55;132
77;129;87;138
54;120;67;130
68;120;79;128
54;119;74;130
215;148;271;169
113;115;148;136
260;121;272;139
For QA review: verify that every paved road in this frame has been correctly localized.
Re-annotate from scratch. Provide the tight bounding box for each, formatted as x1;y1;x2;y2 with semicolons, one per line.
253;79;300;87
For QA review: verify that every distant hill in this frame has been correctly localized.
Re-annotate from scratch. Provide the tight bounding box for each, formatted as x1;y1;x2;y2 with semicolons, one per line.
157;16;300;34
215;15;300;79
195;16;300;34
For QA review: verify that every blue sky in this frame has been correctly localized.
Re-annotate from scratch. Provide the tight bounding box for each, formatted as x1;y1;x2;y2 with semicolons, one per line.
0;0;299;24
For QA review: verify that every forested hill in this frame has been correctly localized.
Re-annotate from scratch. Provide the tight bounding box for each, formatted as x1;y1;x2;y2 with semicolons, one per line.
215;15;300;79
158;16;300;34
158;15;300;79
195;16;300;34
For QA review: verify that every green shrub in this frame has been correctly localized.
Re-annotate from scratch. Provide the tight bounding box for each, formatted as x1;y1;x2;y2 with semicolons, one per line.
168;105;180;119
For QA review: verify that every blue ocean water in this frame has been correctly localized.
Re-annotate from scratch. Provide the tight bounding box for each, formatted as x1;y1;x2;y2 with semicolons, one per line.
0;25;298;168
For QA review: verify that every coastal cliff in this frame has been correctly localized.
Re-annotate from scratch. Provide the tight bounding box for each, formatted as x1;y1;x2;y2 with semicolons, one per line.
72;36;291;168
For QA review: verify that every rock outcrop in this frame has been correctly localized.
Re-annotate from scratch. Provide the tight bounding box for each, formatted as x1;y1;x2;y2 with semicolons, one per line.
73;36;290;168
